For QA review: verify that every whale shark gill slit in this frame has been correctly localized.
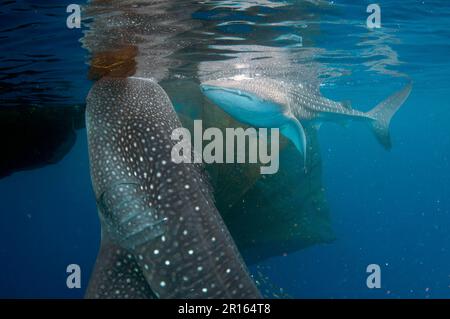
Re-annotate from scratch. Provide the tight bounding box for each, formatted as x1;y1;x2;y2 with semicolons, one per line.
85;77;261;299
97;182;167;251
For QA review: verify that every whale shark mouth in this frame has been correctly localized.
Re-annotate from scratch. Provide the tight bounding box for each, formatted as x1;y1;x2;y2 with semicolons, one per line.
200;84;257;102
200;83;282;117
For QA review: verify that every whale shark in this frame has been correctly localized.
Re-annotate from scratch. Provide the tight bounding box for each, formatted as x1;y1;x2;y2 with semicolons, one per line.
201;77;412;160
85;76;261;298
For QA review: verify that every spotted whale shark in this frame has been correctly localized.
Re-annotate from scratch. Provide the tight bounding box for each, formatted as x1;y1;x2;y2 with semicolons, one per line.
201;77;412;160
85;77;261;298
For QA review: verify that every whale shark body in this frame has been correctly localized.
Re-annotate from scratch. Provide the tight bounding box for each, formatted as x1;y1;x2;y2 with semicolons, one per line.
201;77;412;159
85;77;261;298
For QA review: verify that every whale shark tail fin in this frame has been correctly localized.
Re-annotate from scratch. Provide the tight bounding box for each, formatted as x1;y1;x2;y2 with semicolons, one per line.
367;82;412;150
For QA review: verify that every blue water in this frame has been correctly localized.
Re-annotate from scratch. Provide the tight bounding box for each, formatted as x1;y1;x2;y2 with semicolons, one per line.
1;0;449;298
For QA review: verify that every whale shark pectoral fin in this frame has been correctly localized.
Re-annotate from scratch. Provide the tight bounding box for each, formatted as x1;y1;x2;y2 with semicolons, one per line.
280;116;307;162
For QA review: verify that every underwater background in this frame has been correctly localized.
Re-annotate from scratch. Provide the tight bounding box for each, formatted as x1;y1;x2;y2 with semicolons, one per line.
0;0;449;298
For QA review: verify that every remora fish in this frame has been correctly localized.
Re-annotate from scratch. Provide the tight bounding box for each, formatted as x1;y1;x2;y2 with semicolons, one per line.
85;76;261;298
201;77;412;159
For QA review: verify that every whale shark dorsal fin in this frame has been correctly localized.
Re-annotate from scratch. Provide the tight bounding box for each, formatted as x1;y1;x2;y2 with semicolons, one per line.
280;116;307;162
342;100;352;110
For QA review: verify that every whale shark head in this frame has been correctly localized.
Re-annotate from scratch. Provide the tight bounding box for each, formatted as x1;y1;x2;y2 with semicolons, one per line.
201;77;307;160
201;85;258;113
201;77;289;128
